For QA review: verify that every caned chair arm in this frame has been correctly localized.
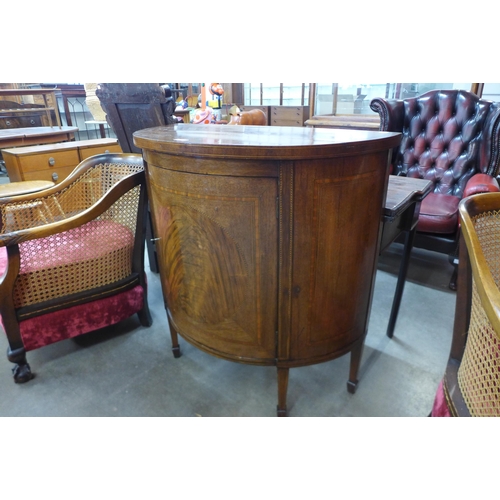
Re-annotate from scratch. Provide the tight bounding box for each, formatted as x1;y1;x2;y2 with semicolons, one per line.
459;192;500;339
0;168;144;247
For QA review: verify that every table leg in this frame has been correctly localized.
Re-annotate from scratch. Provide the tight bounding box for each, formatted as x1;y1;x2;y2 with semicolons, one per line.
386;226;416;338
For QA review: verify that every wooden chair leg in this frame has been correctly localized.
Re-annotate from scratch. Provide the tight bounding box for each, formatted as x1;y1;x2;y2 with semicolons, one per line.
448;239;460;291
137;305;153;327
277;367;289;417
449;263;458;291
7;346;34;384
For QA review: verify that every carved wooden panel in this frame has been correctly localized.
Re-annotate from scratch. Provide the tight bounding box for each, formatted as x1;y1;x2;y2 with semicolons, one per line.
148;165;278;361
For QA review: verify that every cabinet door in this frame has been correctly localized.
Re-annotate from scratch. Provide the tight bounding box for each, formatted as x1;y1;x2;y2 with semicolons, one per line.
148;166;278;362
288;152;389;362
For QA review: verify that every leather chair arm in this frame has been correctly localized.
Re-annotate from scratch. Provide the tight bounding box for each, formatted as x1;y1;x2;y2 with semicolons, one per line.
479;103;500;176
370;98;405;132
463;173;500;198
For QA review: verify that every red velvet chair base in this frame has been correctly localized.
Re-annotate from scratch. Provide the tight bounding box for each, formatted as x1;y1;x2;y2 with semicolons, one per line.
0;246;145;352
430;380;452;417
0;284;144;351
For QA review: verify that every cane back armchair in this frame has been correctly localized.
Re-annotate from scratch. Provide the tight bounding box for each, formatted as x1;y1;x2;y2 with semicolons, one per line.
0;153;152;383
431;191;500;416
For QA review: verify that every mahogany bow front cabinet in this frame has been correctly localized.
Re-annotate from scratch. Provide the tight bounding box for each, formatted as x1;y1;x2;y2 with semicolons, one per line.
134;124;401;416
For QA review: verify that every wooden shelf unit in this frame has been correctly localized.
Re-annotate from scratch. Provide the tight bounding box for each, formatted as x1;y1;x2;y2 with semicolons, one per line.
0;88;62;128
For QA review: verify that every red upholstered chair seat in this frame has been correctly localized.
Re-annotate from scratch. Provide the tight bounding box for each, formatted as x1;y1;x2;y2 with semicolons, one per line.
11;219;134;309
19;220;133;273
416;192;460;234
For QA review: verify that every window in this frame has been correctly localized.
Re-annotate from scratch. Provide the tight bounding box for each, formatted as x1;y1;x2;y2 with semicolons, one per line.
313;83;472;116
243;83;309;106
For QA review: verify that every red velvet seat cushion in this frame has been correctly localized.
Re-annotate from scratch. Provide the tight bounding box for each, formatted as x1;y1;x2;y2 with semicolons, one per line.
19;219;133;274
416;192;460;234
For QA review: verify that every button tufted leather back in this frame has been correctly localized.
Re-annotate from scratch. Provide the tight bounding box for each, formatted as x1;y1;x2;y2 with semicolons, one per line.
371;90;500;198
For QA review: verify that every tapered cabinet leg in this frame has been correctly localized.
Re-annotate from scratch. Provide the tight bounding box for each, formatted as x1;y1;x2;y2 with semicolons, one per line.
347;341;364;394
277;367;289;417
167;313;181;358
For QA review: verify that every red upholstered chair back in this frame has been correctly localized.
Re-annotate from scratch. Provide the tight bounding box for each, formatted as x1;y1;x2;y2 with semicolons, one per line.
370;89;500;198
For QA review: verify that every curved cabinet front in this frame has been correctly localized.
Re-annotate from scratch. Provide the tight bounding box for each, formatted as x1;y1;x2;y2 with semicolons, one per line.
134;124;401;416
147;162;278;363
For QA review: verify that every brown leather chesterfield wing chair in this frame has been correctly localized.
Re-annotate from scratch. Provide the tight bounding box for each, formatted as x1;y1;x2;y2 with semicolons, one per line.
0;153;152;383
431;192;500;416
370;89;500;289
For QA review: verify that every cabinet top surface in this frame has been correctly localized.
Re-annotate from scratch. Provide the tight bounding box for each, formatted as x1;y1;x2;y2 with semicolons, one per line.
133;124;401;159
0;126;78;140
1;138;118;156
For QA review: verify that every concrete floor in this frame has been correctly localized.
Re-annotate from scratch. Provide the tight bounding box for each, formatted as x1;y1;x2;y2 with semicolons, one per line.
0;231;456;417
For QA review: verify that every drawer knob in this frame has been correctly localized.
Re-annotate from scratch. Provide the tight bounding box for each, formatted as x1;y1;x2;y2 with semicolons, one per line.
105;149;110;153
52;172;59;182
48;157;55;166
5;120;11;126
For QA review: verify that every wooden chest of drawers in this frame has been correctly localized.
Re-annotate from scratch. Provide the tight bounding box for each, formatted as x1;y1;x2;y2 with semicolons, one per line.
1;138;122;183
270;105;310;127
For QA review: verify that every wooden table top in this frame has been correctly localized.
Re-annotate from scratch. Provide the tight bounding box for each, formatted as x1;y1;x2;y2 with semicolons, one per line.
385;176;433;218
0;126;79;149
0;180;54;197
133;124;401;160
305;114;381;130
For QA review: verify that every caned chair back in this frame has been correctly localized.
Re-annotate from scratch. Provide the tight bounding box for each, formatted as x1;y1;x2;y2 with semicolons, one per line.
457;192;500;416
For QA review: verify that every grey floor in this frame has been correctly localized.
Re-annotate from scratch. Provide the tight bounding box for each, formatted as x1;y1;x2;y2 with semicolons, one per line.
0;217;456;417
